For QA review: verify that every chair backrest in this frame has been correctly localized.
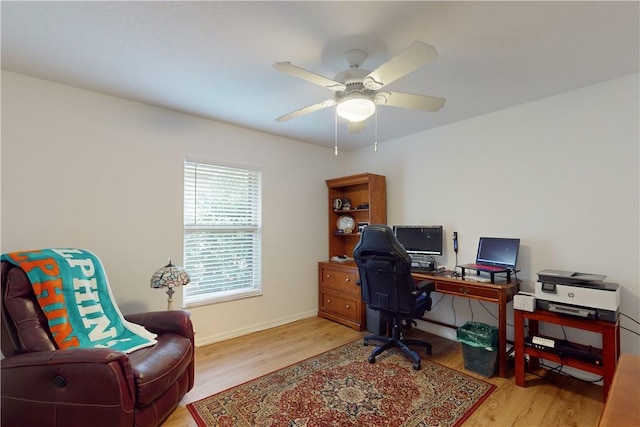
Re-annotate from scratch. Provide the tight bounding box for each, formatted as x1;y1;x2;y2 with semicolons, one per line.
353;224;417;315
1;261;57;357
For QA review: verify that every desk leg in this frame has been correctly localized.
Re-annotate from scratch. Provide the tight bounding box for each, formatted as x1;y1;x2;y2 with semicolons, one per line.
616;321;620;359
528;318;540;370
515;310;525;387
498;292;508;377
601;321;619;400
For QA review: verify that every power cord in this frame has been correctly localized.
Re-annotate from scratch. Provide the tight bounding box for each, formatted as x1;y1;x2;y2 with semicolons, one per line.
536;360;604;384
478;300;514;328
621;312;640;325
620;312;640;337
419;293;450;325
451;295;457;327
429;292;447;310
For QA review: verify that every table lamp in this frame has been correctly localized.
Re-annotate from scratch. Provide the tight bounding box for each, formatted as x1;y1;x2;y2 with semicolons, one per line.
150;259;190;310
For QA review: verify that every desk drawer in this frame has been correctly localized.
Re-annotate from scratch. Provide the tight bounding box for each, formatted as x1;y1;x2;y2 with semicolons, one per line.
436;281;498;299
319;290;358;321
319;265;358;294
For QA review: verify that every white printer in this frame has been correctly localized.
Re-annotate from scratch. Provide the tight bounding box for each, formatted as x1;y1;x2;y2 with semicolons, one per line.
535;270;619;322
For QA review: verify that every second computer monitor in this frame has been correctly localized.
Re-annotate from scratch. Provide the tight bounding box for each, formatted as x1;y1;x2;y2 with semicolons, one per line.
393;225;443;257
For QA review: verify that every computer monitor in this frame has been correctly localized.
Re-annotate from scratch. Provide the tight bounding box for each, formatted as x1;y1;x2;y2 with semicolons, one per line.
476;237;520;269
392;225;443;258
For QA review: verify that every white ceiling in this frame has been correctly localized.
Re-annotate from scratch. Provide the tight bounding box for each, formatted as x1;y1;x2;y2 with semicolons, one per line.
2;1;638;151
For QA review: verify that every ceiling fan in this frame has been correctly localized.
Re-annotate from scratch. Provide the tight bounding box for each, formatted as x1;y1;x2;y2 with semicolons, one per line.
273;40;446;133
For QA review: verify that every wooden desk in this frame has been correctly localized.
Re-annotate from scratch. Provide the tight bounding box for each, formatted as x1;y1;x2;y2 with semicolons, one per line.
514;308;620;399
598;354;640;426
412;272;519;378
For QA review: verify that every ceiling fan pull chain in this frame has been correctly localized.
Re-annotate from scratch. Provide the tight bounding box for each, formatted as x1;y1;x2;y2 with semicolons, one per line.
374;110;378;152
334;109;339;156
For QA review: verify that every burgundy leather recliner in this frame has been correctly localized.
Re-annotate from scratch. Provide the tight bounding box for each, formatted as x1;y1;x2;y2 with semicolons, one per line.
0;261;195;427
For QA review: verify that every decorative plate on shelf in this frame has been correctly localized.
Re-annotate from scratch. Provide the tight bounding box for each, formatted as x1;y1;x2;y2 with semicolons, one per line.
336;215;356;233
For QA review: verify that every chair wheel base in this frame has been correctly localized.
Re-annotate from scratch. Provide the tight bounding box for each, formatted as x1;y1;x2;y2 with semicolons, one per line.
362;329;431;370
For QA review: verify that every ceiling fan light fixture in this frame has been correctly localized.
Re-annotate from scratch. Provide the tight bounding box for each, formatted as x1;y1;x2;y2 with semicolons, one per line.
336;95;376;122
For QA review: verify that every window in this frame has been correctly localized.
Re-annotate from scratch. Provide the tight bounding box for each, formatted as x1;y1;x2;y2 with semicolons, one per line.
183;160;262;306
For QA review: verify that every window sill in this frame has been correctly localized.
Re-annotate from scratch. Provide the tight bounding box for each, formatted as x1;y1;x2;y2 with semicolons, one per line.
184;288;262;308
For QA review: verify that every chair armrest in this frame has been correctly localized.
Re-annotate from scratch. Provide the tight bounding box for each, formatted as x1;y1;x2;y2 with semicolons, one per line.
125;310;194;339
412;280;435;297
1;349;136;409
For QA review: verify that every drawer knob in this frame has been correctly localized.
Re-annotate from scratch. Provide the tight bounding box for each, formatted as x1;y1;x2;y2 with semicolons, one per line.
326;274;331;279
326;299;331;303
460;287;470;295
345;305;350;309
345;278;350;282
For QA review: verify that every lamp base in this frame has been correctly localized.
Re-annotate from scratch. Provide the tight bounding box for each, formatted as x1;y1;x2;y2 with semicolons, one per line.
166;287;175;311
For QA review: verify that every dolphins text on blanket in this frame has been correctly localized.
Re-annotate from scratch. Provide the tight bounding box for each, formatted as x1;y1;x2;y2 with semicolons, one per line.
8;249;119;347
53;249;119;344
3;248;157;352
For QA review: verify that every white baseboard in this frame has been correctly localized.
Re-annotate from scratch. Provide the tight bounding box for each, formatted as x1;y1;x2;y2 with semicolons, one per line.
413;318;458;342
194;310;318;347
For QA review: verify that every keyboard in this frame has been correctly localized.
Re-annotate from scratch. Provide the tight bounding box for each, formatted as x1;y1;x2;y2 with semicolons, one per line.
411;266;435;273
463;275;491;283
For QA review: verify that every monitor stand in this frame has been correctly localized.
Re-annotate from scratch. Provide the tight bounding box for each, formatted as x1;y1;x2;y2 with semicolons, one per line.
460;266;512;283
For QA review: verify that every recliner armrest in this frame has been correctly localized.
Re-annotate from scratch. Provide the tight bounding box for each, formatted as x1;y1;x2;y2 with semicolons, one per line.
125;310;194;340
412;280;435;297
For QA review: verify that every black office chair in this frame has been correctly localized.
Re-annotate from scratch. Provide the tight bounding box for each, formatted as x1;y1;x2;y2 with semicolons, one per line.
354;224;435;370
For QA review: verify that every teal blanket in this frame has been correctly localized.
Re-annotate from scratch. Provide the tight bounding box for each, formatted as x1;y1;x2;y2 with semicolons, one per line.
2;248;157;353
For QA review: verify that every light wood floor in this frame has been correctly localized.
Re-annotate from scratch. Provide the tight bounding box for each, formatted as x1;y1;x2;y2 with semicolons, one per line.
163;317;605;427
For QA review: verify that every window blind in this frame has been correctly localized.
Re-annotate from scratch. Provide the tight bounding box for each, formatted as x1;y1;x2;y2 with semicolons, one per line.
184;161;262;305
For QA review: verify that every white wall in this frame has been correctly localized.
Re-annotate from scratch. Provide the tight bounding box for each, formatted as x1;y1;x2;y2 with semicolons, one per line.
3;71;638;357
0;71;348;345
348;74;640;356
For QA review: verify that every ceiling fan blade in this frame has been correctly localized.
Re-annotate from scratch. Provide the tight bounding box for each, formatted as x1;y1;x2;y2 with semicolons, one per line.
276;99;336;122
348;120;366;134
375;91;446;112
273;62;346;91
363;41;438;90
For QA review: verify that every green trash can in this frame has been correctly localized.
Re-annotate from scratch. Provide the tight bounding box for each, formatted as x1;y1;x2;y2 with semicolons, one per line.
456;321;499;377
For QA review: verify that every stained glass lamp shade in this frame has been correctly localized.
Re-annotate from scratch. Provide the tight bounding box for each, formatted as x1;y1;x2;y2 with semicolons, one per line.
150;259;190;310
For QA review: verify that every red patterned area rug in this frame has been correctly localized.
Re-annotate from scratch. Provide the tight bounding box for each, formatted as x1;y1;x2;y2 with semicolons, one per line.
187;340;495;426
